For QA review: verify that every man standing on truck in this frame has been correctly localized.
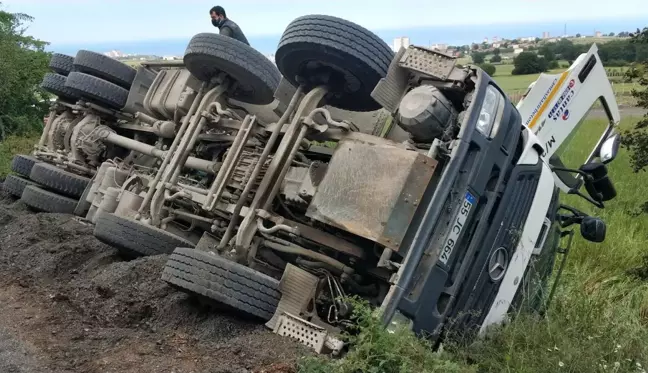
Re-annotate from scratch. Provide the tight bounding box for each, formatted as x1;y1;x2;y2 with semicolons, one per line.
210;6;250;46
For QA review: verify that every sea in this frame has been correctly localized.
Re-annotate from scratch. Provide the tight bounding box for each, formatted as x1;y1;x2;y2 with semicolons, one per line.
47;17;648;56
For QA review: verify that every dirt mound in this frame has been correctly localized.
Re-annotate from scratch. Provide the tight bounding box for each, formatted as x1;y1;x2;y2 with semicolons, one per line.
0;192;306;373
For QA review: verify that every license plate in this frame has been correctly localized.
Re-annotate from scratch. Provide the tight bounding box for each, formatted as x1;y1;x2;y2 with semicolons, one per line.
439;191;476;265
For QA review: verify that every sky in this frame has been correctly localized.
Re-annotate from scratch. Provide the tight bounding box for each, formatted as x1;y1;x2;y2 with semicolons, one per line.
3;0;648;44
1;0;647;56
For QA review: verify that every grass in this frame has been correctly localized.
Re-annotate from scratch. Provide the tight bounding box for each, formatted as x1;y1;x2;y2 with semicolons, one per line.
0;133;40;178
568;37;628;45
299;116;648;373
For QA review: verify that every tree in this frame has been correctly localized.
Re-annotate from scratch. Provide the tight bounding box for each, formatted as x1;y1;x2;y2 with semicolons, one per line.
0;4;51;138
512;52;548;75
553;39;580;60
621;27;648;177
493;48;501;55
538;45;556;61
576;33;582;38
479;63;497;76
472;52;486;64
490;54;502;63
609;32;616;37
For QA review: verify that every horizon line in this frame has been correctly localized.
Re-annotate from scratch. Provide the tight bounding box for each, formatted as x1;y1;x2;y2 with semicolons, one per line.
46;15;647;47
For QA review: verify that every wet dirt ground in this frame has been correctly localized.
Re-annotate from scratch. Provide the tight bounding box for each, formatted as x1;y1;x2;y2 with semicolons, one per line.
0;192;306;373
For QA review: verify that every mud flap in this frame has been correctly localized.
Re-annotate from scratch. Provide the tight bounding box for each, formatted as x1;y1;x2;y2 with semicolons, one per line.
266;264;319;330
266;264;344;355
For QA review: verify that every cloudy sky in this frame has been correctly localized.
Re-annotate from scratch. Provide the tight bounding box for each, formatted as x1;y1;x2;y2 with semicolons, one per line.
2;0;647;44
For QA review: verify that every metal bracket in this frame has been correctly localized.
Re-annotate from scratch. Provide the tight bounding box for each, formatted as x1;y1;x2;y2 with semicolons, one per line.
398;46;457;80
273;312;344;355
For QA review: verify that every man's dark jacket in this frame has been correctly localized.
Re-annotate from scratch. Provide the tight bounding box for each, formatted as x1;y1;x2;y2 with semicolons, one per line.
216;19;250;45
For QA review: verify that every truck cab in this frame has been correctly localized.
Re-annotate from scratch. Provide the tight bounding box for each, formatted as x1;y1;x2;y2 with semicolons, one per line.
378;44;621;340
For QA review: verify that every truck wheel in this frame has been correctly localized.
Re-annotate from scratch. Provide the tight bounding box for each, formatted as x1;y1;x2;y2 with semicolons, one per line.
49;53;74;76
29;162;90;199
2;175;39;198
93;213;195;258
10;154;39;178
21;185;77;214
73;50;136;89
41;73;80;102
162;247;281;321
275;15;394;112
184;33;280;105
65;72;129;109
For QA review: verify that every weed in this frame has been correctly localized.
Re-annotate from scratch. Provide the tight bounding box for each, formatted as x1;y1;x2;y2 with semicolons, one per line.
0;133;39;177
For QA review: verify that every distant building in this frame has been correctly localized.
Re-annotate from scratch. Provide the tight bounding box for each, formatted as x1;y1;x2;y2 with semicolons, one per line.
430;43;448;51
104;50;125;58
513;48;524;55
393;37;410;52
492;42;501;48
162;56;179;61
595;31;602;37
542;31;550;39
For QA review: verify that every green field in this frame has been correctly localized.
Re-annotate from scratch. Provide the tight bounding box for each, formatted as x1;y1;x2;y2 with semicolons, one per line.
466;61;636;96
568;36;629;45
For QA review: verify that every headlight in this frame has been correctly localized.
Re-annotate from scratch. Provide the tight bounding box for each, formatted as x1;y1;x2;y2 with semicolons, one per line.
476;85;505;138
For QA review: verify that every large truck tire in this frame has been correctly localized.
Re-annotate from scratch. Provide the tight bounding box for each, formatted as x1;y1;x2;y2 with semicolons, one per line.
65;72;129;110
162;247;281;321
49;53;75;76
2;175;39;198
10;154;39;178
21;185;77;214
93;213;195;258
73;50;136;89
41;73;80;102
275;14;394;112
29;162;90;199
184;33;280;105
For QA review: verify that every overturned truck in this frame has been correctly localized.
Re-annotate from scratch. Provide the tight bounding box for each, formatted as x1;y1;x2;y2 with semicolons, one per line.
8;15;622;354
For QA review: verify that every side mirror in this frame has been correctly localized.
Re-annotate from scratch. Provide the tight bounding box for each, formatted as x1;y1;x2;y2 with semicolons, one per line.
580;162;617;202
580;216;606;242
598;133;621;164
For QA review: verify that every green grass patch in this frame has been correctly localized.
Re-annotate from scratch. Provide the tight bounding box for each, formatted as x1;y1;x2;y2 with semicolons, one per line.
0;133;39;177
299;116;648;373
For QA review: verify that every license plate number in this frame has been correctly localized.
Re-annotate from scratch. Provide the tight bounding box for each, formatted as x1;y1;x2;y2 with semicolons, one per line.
439;191;475;265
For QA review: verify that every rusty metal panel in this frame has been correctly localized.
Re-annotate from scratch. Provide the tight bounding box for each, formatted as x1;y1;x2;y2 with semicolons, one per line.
306;138;437;251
